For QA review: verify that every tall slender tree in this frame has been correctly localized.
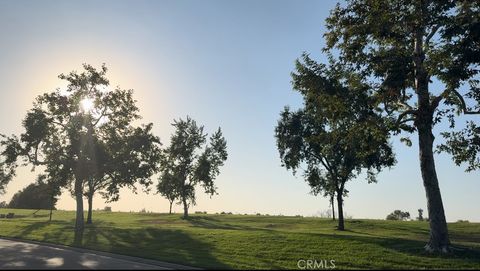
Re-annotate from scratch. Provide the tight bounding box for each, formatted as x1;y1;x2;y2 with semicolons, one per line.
275;55;396;230
158;116;227;218
323;0;479;252
157;170;179;214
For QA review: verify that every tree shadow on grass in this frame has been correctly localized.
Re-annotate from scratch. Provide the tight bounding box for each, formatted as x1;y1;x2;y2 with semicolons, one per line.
344;220;431;236
13;219;77;246
318;232;480;267
8;218;480;269
81;221;231;269
184;216;254;231
10;219;231;269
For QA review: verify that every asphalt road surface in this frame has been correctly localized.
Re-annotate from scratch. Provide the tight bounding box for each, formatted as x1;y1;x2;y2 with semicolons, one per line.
0;238;195;270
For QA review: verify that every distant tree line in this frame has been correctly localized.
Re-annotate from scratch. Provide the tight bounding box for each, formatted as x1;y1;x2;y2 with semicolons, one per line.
8;179;59;210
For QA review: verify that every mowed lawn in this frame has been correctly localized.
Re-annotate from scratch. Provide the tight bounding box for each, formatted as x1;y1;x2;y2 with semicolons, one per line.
0;208;479;269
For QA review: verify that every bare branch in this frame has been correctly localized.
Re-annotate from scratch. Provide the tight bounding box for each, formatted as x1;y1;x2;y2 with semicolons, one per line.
425;24;440;45
396;109;417;127
399;117;416;125
452;89;480;115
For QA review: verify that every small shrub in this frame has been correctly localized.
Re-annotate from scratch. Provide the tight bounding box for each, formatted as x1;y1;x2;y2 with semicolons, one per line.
103;206;112;212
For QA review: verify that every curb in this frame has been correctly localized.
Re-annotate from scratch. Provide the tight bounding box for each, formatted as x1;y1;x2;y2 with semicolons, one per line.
0;236;202;270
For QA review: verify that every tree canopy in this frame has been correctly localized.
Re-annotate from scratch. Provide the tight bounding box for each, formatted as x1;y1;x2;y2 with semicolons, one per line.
8;176;60;210
158;116;227;218
157;169;179;214
276;54;395;230
0;64;162;242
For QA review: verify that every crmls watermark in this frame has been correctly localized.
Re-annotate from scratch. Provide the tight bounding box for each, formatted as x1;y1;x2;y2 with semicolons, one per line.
297;259;336;270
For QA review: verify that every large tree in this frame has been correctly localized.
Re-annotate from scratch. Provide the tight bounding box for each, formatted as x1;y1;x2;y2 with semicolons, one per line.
0;64;161;243
158;116;227;218
323;0;479;252
275;55;395;230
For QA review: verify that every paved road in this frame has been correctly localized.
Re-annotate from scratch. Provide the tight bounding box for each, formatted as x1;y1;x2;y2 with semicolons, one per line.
0;238;195;270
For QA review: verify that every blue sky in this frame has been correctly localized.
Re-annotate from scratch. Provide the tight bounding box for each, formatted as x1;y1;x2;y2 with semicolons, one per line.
0;0;478;221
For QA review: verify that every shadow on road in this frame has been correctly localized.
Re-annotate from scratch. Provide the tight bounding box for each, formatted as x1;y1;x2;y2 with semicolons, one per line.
0;239;162;270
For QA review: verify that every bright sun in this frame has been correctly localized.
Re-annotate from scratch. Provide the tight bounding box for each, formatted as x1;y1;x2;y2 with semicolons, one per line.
80;98;95;112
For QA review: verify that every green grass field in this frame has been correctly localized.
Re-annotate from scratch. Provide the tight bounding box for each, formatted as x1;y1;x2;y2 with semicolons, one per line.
0;208;479;269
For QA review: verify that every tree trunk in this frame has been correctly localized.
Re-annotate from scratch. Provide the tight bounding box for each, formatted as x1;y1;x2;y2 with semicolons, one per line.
336;191;344;231
86;193;93;224
74;178;84;245
169;201;173;215
331;193;336;221
182;197;188;218
418;123;451;252
49;189;54;222
413;13;451;252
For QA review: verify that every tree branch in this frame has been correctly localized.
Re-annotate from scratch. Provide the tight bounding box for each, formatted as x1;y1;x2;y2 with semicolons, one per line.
93;106;109;126
452;89;480;115
425;24;440;45
431;89;450;110
27;144;47;165
318;156;331;172
397;100;413;110
51;120;67;129
396;109;417;127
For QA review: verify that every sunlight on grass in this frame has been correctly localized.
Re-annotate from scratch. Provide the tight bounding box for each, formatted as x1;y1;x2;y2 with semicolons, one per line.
0;208;479;269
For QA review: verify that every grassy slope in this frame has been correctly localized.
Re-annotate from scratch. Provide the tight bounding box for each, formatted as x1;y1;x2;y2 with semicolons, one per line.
0;208;479;269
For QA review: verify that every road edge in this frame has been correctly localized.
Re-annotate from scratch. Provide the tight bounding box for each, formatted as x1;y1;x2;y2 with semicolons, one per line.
0;236;202;270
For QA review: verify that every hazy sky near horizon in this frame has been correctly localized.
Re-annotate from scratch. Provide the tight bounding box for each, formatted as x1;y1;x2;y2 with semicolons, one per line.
0;0;478;221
